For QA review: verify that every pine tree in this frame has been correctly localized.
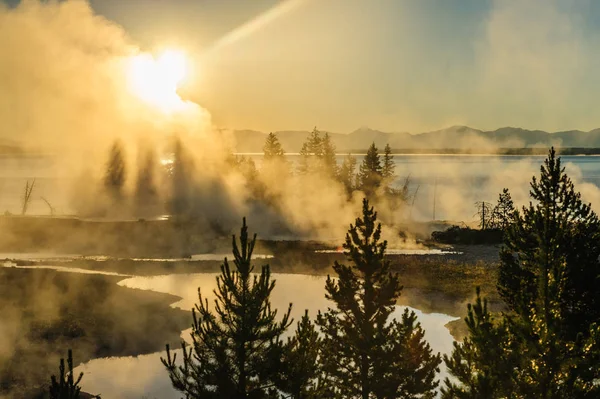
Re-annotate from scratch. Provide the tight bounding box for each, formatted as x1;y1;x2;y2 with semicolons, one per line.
496;147;600;397
490;188;515;230
382;144;395;183
162;218;292;399
317;199;441;399
298;127;322;175
134;148;159;217
339;154;357;197
442;289;517;398
168;138;192;217
320;133;338;178
444;148;600;398
274;310;322;399
263;133;285;161
357;143;383;198
50;350;99;399
239;157;266;201
104;140;126;200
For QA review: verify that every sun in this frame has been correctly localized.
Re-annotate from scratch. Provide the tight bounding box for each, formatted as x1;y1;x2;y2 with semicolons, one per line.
127;49;189;113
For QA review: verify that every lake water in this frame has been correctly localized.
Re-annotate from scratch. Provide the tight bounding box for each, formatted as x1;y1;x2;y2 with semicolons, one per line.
2;154;599;221
73;272;459;398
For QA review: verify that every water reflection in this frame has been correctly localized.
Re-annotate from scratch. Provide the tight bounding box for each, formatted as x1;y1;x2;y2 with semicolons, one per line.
78;273;459;398
316;248;462;255
2;262;129;277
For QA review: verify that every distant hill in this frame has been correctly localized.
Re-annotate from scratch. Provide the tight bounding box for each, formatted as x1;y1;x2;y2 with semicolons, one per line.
233;126;600;153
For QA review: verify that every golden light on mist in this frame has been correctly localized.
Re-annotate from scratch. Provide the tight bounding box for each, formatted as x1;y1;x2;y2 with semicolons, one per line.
127;49;189;113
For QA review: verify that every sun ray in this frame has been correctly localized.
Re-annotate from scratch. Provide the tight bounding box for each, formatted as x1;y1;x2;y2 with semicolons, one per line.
204;0;309;56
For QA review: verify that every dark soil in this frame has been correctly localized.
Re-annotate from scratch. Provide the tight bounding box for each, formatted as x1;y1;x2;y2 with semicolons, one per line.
0;268;189;399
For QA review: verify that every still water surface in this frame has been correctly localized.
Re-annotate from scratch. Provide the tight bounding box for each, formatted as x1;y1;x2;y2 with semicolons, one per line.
2;154;599;221
75;273;458;398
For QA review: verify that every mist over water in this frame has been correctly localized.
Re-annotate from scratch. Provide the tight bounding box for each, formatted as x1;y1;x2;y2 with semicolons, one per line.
2;1;600;397
3;154;600;224
1;0;599;243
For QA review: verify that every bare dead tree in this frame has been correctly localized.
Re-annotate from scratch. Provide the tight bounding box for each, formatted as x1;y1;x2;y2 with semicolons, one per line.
40;196;56;216
409;184;420;219
21;179;35;215
474;201;494;229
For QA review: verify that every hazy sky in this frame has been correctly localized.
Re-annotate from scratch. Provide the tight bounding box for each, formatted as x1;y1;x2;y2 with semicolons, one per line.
5;0;600;133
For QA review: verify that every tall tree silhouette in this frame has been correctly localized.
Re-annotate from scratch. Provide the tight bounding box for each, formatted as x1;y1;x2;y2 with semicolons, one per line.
317;199;440;398
357;143;383;198
320;132;338;178
474;201;494;230
49;350;100;399
444;148;600;398
162;218;292;398
381;144;395;193
104;140;126;201
498;147;600;396
442;289;517;398
263;133;285;161
298;127;322;175
490;188;515;229
339;154;357;198
233;156;266;201
168;138;192;217
274;310;322;399
134;148;159;217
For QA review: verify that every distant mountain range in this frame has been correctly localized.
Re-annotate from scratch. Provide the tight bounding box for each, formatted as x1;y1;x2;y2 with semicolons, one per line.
233;126;600;153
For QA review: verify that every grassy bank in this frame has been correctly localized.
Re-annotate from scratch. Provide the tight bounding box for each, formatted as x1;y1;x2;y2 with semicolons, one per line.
0;268;189;399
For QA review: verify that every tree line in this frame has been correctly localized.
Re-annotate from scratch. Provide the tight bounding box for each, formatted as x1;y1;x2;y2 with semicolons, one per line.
98;129;412;220
50;148;600;398
236;128;411;206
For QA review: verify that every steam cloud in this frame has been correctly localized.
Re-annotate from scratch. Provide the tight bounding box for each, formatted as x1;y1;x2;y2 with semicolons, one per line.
1;0;600;237
2;1;600;397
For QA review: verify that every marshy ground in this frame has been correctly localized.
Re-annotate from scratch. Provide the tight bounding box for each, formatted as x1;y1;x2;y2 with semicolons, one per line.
0;217;503;397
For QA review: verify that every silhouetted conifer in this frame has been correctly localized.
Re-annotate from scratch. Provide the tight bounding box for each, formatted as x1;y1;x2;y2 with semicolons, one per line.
320;133;338;178
274;310;322;399
357;143;383;198
50;350;99;399
444;148;600;397
168;138;191;217
317;199;441;398
498;147;600;396
382;144;395;181
490;188;515;230
134;149;159;217
104;140;126;200
298;127;322;175
339;154;357;197
442;288;517;398
162;218;292;398
263;133;285;160
231;156;266;201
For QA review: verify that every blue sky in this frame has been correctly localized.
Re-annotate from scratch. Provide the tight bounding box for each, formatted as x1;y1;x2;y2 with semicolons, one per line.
4;0;600;133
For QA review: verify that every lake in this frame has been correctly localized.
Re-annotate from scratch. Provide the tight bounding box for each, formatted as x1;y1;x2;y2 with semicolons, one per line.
73;272;459;398
2;154;599;221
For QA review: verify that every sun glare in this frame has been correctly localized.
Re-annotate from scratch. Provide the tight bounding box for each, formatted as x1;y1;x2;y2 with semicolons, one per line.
127;49;189;113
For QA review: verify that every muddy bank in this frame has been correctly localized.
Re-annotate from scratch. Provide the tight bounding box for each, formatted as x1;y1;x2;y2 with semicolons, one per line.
0;216;463;258
0;268;189;399
5;241;503;338
0;216;227;258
